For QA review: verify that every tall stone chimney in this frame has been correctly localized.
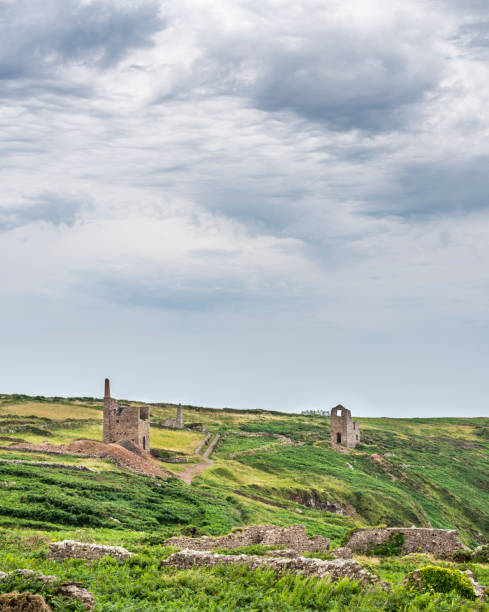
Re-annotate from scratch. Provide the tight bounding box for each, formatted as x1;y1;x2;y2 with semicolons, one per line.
104;378;111;399
177;405;184;429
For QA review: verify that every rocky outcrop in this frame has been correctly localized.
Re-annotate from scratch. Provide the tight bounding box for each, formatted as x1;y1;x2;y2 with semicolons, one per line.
161;549;379;587
287;489;355;515
0;570;94;610
49;540;132;562
165;524;330;553
345;527;466;556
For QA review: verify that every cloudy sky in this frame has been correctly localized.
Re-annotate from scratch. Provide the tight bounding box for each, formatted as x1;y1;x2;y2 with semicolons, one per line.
1;0;488;416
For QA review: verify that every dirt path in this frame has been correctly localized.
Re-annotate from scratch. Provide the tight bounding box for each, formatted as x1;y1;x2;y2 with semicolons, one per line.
179;433;220;485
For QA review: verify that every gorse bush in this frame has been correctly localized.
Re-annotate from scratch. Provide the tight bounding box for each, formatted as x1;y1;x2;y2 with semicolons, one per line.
406;566;477;600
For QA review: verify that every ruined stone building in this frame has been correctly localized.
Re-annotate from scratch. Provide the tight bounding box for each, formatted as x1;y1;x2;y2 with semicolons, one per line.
161;405;184;429
103;379;150;451
330;405;360;449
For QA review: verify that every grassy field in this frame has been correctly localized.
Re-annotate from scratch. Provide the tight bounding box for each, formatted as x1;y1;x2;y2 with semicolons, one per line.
0;393;489;609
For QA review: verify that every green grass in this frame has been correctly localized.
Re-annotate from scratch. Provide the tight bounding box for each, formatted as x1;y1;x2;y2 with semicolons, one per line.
1;529;489;611
1;394;489;610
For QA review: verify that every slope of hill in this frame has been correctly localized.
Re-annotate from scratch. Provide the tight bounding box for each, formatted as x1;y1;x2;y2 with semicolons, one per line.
1;393;489;610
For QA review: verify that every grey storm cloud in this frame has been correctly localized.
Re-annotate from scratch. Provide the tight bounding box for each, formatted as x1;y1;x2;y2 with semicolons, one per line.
1;0;489;415
155;5;443;133
0;193;89;230
369;158;489;219
0;0;164;80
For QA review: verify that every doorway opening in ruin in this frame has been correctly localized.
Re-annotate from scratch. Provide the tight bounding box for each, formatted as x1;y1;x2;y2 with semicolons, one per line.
336;432;341;444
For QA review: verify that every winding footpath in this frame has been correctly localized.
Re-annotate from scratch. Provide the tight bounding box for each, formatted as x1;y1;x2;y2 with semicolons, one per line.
179;433;220;485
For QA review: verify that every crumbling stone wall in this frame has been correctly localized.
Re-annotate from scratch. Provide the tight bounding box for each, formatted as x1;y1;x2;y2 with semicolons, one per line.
330;405;360;449
49;540;133;562
345;528;465;556
103;379;150;451
161;406;184;429
0;569;95;610
161;550;378;587
165;525;330;553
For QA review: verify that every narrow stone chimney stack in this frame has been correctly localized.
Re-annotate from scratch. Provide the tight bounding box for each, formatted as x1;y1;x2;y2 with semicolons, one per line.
104;378;111;399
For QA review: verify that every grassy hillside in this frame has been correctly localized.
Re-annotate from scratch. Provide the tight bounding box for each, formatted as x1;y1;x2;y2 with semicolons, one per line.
1;393;489;610
1;393;489;545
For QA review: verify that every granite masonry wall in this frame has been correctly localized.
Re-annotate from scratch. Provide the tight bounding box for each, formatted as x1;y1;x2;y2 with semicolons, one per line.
345;528;466;555
49;540;133;562
161;550;378;587
165;524;330;553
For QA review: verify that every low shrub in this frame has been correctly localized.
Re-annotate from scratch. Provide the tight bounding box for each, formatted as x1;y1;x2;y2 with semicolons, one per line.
406;566;476;600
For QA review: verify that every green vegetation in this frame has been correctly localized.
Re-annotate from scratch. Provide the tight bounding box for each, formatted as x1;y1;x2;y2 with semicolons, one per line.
365;531;406;557
1;394;489;609
406;566;477;600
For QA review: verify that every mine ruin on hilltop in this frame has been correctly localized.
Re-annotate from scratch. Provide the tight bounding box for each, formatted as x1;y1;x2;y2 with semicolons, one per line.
330;405;360;449
103;378;150;451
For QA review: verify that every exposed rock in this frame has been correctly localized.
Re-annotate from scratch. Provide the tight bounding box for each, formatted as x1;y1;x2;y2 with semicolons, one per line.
0;570;94;610
58;583;95;611
331;547;353;559
0;570;57;584
0;592;51;611
49;539;132;562
165;524;330;554
287;489;353;515
464;570;486;601
161;549;380;587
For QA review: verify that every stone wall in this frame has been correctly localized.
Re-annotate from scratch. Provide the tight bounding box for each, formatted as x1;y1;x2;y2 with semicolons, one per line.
165;524;330;553
0;458;94;471
161;550;378;587
345;528;466;555
49;540;133;562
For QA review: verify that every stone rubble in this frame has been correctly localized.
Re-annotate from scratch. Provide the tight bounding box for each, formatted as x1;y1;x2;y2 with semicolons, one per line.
0;570;95;610
49;540;132;562
161;549;380;587
165;524;330;553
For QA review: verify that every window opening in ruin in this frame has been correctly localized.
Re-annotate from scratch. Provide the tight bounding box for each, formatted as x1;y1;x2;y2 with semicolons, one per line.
356;435;359;440
336;432;341;444
143;436;146;450
337;409;342;416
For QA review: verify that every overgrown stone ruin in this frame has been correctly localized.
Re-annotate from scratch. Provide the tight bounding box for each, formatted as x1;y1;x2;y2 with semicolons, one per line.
165;524;330;554
161;405;184;429
337;527;466;557
103;378;150;451
161;550;379;587
0;569;95;610
330;405;360;449
49;540;132;562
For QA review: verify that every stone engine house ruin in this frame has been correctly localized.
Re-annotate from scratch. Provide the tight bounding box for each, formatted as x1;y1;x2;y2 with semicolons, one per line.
103;378;150;451
161;405;184;429
330;405;360;449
